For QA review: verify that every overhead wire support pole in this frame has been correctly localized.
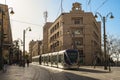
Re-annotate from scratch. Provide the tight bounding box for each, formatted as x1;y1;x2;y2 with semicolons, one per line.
61;0;63;13
23;27;31;67
23;30;25;67
87;0;92;12
95;0;108;12
5;0;6;5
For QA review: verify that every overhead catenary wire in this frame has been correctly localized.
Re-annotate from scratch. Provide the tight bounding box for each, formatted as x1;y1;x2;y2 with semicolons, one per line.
56;0;64;18
11;0;108;27
11;19;41;27
95;0;108;12
87;0;92;12
88;0;91;5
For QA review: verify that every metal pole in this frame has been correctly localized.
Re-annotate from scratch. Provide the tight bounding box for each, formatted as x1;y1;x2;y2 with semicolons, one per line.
23;30;25;67
72;32;75;49
0;10;4;70
103;17;107;70
5;0;6;5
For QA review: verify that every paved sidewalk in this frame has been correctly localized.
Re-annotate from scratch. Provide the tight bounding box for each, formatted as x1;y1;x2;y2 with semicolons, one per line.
78;66;120;80
0;65;36;80
0;64;120;80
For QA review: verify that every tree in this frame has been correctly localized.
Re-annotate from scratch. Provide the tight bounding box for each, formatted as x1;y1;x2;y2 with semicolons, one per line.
107;34;120;66
12;40;21;64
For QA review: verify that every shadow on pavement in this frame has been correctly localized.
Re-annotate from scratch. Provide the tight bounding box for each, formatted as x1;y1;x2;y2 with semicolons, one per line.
69;68;109;73
62;71;100;80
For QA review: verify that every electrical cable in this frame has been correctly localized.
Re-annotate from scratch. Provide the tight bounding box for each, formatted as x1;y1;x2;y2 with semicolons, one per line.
95;0;108;12
11;19;41;27
55;0;63;18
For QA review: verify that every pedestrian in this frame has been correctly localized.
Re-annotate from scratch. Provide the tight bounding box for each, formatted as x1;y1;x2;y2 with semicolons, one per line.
26;59;29;67
3;58;8;72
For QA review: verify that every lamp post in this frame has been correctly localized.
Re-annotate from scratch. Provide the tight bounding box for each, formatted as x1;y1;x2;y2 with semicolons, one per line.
17;38;23;65
23;27;31;67
95;12;114;70
8;7;14;14
0;7;14;70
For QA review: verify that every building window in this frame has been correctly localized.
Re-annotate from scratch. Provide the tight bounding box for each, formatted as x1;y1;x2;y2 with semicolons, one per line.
74;19;80;24
0;20;2;25
75;38;83;46
93;31;99;41
75;41;82;46
57;22;59;28
93;22;99;32
61;21;64;26
50;22;60;34
56;32;59;38
72;17;83;24
50;45;53;51
78;50;84;64
79;50;83;56
74;28;83;34
54;25;57;30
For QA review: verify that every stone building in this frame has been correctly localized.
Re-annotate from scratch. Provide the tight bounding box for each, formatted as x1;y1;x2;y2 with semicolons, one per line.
29;40;42;61
43;22;53;53
0;4;13;62
43;2;102;65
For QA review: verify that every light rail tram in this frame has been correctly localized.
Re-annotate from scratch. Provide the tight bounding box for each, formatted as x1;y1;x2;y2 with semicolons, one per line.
32;49;79;69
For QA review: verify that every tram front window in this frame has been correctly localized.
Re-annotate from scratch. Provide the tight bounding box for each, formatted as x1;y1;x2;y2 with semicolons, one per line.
65;50;78;64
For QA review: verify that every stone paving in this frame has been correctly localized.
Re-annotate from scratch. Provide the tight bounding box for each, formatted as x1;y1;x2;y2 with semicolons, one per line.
0;65;35;80
0;64;120;80
72;66;120;80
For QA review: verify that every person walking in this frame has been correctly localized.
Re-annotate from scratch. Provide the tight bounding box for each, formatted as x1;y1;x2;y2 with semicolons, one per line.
26;59;29;67
3;58;8;72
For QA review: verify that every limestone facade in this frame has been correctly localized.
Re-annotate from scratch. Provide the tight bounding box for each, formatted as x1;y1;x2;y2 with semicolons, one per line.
43;2;101;65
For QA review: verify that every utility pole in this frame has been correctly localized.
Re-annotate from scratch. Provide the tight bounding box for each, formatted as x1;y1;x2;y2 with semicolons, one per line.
23;30;25;67
61;0;63;13
23;27;31;67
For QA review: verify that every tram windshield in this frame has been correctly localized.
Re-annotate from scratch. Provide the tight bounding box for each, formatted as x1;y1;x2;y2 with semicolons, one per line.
65;50;78;64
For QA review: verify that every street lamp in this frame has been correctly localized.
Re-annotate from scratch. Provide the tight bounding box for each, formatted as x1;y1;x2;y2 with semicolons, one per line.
23;27;31;67
8;7;15;15
95;12;114;70
17;38;23;64
0;7;14;70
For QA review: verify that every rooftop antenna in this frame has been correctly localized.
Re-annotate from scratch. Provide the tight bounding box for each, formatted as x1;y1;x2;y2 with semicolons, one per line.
43;11;48;23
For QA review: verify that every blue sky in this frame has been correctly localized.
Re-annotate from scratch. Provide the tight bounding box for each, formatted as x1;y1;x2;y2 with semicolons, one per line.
0;0;120;51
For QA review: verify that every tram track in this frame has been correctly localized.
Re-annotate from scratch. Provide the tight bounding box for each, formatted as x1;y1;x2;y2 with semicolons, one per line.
48;70;54;80
32;63;75;80
65;74;72;80
32;65;54;80
32;66;40;80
